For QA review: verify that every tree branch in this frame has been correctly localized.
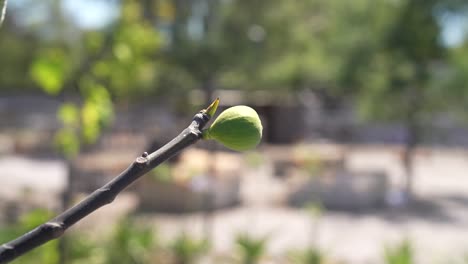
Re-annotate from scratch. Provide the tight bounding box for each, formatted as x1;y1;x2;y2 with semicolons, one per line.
0;0;6;27
0;99;219;263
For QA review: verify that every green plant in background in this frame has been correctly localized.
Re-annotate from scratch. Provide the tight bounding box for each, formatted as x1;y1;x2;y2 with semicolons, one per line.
0;209;95;264
0;209;59;264
244;151;265;169
289;247;326;264
65;236;97;264
236;232;268;264
0;213;161;264
169;233;209;264
30;0;162;157
150;163;173;183
384;240;413;264
100;217;157;264
23;1;161;262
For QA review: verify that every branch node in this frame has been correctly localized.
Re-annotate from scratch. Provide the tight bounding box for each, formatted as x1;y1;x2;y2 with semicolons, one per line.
42;222;65;239
196;111;210;123
141;151;148;158
135;156;148;165
98;187;115;204
188;127;202;138
0;245;15;261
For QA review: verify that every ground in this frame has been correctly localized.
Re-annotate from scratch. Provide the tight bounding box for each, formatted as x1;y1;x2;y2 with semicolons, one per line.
149;145;468;264
2;144;468;263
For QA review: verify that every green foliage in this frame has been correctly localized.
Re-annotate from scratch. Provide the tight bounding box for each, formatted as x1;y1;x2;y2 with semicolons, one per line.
437;43;468;115
0;209;58;264
19;0;162;158
213;0;395;91
58;103;80;127
30;49;71;95
384;240;413;264
4;0;468;114
343;0;450;123
65;236;97;264
150;163;172;182
54;128;80;158
89;9;161;99
52;80;115;155
55;103;82;157
236;232;268;264
0;212;159;264
289;247;326;264
100;217;157;264
0;31;36;89
0;209;97;264
170;233;209;264
79;81;114;144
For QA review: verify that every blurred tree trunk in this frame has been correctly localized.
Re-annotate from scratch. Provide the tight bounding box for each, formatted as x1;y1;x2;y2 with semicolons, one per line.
142;0;156;21
402;117;418;203
58;160;74;264
402;85;423;204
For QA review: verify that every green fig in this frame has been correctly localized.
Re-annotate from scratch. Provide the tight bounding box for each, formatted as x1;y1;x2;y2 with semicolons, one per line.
203;105;263;151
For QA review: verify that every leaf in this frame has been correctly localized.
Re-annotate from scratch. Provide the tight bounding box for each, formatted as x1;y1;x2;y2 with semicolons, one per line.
54;128;80;158
81;101;100;144
236;232;268;263
171;233;209;263
80;79;114;126
57;103;79;126
30;51;69;95
384;240;413;264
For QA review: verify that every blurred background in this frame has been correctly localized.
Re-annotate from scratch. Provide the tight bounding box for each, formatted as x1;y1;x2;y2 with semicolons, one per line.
1;0;468;263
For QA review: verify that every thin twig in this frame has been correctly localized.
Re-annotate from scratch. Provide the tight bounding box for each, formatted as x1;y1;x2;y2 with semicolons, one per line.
0;99;219;263
0;0;7;26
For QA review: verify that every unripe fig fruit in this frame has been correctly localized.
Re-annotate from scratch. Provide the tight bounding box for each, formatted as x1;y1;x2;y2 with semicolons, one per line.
203;105;262;151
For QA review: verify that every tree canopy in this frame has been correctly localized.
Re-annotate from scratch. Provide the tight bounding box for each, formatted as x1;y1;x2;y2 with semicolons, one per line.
0;0;467;115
